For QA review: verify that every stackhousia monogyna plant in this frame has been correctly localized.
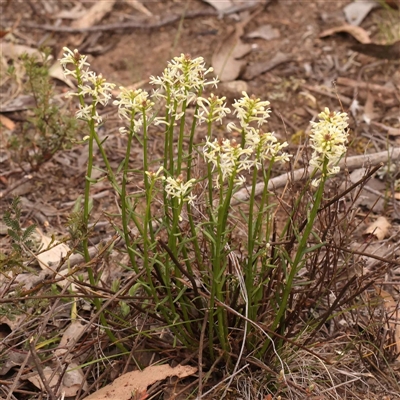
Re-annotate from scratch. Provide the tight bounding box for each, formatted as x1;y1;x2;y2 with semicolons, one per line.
60;48;349;366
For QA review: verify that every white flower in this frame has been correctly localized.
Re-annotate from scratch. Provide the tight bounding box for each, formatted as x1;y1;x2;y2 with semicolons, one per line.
232;92;271;129
150;53;218;118
79;72;115;106
245;128;291;168
145;166;164;181
59;47;115;123
113;87;154;121
203;137;253;188
164;175;196;205
76;104;102;123
196;94;231;125
59;47;90;79
309;107;349;186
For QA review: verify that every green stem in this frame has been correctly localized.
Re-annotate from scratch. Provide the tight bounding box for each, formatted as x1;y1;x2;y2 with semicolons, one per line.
82;115;95;263
81;106;128;354
176;99;187;175
120;119;139;274
212;169;237;356
259;160;329;356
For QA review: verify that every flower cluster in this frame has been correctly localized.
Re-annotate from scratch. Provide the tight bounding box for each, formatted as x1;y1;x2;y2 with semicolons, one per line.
59;48;115;123
200;92;290;182
196;94;231;125
309;107;349;186
150;53;218;119
113;88;154;134
145;166;164;181
228;91;271;131
203;138;253;188
245;129;291;169
164;175;196;206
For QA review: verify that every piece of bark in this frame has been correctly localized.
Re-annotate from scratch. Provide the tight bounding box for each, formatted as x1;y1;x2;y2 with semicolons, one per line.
336;77;398;94
351;40;400;60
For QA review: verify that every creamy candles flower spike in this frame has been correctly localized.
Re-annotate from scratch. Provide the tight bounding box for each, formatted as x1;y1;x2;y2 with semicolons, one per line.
78;72;115;106
196;94;231;125
231;91;271;129
59;47;115;123
150;53;218;117
164;175;196;205
113;88;154;121
59;48;90;77
226;92;290;169
309;107;349;186
203;138;253;188
245;128;291;169
145;166;164;181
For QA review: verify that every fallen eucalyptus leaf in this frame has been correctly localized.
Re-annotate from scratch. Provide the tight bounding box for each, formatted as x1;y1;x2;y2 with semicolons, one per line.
84;364;197;400
246;24;280;41
49;62;75;88
212;25;252;82
72;0;116;29
320;24;371;43
34;229;70;270
242;51;291;80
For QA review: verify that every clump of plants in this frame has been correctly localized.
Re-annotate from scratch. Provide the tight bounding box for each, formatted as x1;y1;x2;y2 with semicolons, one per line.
1;197;36;271
7;50;78;171
54;48;397;397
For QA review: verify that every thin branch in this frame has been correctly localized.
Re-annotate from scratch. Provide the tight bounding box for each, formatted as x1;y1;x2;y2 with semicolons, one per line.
23;3;265;33
232;147;400;205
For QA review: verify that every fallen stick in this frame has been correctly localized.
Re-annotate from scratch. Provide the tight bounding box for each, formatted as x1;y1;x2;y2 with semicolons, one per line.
23;3;265;33
336;77;398;95
232;147;400;205
301;84;352;105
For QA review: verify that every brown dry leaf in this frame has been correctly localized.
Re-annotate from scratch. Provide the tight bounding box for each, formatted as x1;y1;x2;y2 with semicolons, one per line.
0;114;16;130
363;216;391;240
49;62;75;88
1;42;45;59
34;228;70;271
55;321;86;357
320;24;371;44
83;364;197;400
242;51;290;80
246;24;280;41
27;366;59;391
26;363;88;396
375;287;400;359
72;1;116;29
61;362;89;397
212;18;252;82
0;350;27;376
